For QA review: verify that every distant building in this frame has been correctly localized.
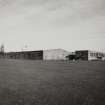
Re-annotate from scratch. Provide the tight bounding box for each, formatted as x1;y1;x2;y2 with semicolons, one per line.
75;50;105;61
6;50;43;60
5;49;70;60
43;49;70;60
3;49;105;61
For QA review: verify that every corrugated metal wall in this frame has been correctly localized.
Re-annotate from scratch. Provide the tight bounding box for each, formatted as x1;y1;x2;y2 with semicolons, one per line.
43;49;70;60
6;51;43;60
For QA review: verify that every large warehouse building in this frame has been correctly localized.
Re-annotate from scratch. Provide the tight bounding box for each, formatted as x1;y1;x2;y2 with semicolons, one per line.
5;49;70;60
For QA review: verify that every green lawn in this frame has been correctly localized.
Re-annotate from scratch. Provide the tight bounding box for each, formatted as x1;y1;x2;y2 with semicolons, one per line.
0;59;105;105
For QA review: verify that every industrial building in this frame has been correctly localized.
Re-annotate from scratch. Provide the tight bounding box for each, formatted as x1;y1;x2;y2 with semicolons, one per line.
0;46;105;61
43;49;70;60
6;50;43;60
5;49;70;60
75;50;105;61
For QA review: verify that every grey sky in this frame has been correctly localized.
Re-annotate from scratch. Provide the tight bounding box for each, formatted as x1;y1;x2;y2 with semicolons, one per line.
0;0;105;52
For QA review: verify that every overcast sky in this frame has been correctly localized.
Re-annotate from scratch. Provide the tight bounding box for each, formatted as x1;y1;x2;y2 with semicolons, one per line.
0;0;105;52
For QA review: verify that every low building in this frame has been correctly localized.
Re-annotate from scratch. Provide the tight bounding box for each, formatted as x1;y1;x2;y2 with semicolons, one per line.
6;50;43;60
75;50;105;61
88;50;105;60
4;49;105;61
5;49;70;60
43;49;70;60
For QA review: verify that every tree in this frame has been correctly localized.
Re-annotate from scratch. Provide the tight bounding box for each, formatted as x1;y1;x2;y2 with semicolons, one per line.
0;44;5;58
0;44;4;53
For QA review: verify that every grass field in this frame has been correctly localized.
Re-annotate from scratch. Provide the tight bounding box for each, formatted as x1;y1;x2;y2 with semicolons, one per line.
0;59;105;105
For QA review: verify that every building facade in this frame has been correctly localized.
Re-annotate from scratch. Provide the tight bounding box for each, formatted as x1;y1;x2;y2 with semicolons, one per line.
5;49;70;60
2;49;105;61
75;50;105;61
88;50;105;60
6;50;43;60
43;49;70;60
